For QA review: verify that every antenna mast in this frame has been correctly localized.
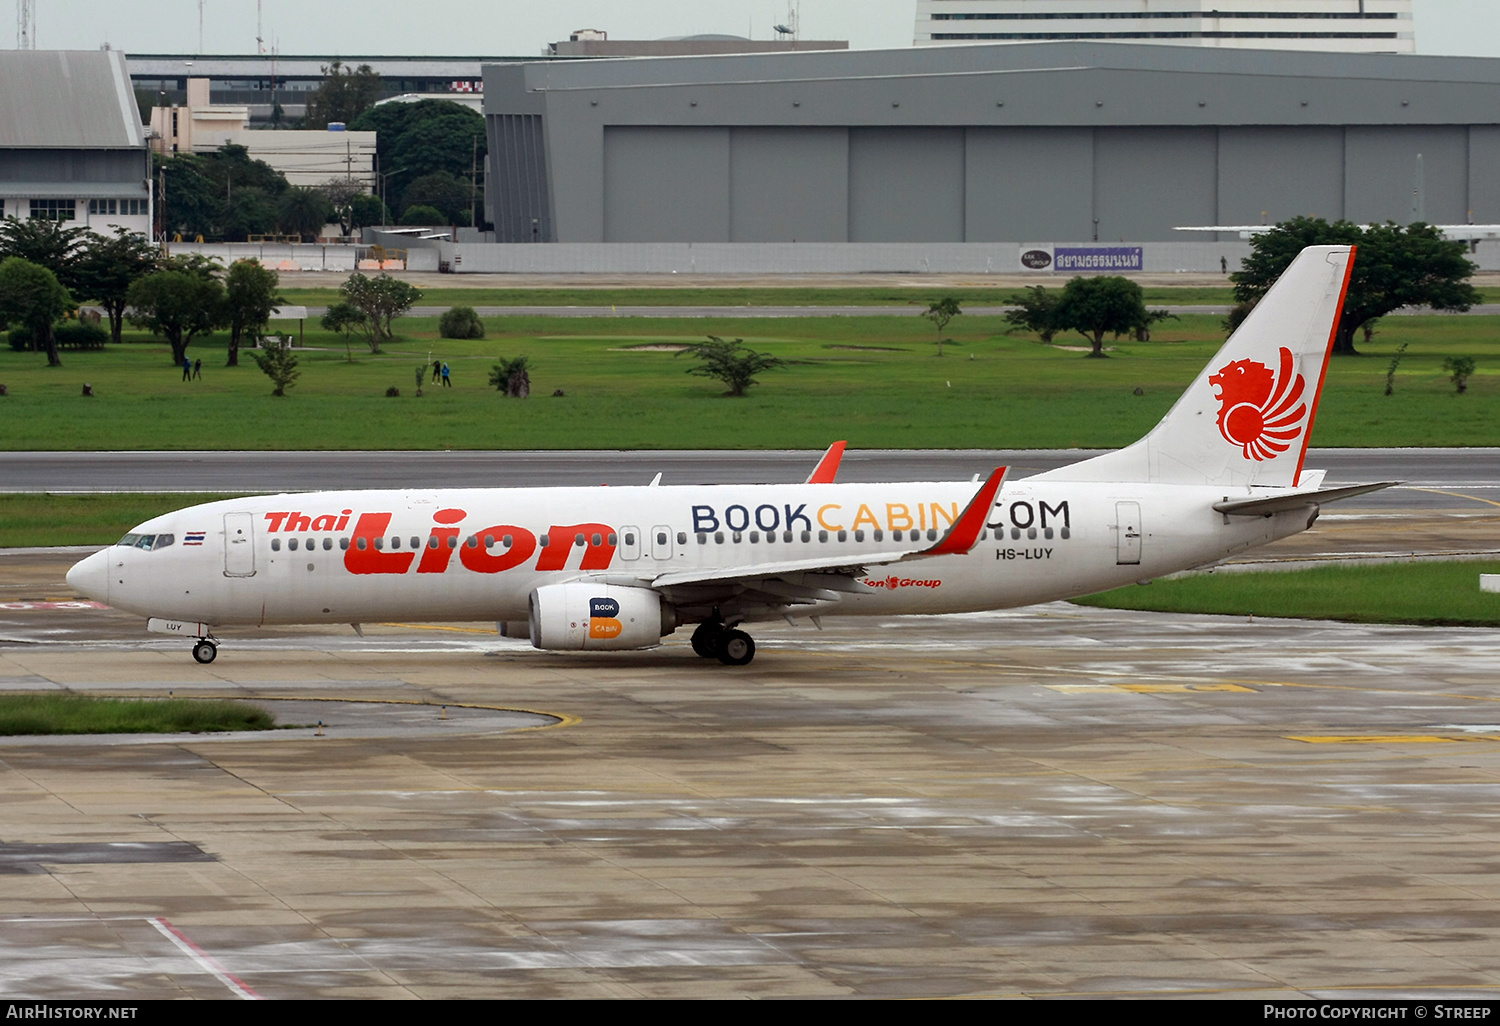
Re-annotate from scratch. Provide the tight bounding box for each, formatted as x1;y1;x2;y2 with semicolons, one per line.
17;0;36;49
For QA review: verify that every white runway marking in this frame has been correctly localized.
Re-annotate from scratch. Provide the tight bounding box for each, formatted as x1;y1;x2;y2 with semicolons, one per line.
149;917;260;1000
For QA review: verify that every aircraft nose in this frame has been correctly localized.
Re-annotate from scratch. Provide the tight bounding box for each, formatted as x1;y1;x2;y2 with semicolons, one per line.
66;549;109;603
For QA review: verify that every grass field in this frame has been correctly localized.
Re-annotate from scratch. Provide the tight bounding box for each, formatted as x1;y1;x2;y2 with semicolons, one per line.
1073;560;1500;628
0;311;1495;450
0;493;241;547
0;695;278;735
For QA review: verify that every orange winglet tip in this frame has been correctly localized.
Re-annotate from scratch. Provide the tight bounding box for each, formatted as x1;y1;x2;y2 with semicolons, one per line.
805;441;847;484
925;467;1007;556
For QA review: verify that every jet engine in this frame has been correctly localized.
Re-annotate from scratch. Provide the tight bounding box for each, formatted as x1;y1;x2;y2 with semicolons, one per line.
528;583;674;651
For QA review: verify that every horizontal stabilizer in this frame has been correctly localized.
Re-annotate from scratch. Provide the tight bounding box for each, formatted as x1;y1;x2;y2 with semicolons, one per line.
1213;481;1399;517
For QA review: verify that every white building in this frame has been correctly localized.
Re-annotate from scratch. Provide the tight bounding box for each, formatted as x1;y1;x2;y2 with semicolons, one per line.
150;78;376;190
915;1;1416;53
0;50;152;237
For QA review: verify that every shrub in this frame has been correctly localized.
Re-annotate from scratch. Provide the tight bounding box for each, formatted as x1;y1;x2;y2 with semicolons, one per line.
9;321;109;351
439;305;484;339
386;386;401;397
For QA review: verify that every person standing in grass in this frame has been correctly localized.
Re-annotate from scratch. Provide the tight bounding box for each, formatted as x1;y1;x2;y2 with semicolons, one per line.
441;362;452;387
182;356;192;382
192;358;202;381
432;359;442;384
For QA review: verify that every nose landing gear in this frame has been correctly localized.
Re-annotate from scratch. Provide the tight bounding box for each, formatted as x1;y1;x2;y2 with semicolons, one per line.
191;639;218;664
689;619;757;666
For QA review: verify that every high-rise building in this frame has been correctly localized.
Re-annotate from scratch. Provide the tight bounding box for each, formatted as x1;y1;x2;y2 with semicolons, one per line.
915;1;1415;53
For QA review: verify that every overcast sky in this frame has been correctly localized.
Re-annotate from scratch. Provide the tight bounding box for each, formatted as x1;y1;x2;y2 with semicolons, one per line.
19;1;1500;58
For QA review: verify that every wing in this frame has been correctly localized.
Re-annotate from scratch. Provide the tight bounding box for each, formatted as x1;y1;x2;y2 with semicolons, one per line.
595;468;1007;624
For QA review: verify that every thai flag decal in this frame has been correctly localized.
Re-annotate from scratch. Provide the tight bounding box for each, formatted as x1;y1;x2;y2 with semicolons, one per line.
184;531;206;546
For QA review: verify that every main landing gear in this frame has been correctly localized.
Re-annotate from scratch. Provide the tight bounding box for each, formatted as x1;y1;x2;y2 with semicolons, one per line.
690;619;756;666
191;638;218;664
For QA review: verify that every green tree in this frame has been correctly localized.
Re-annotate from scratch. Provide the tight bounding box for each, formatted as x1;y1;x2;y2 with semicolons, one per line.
155;145;291;242
321;301;368;361
304;61;384;130
350;99;485;220
678;336;784;397
1056;276;1149;358
400;204;444;226
252;338;299;397
402;171;472;226
1443;356;1476;395
1004;285;1065;343
489;355;530;398
223;260;282;367
1233;217;1479;356
70;228;159;344
278;187;332;241
338;272;419;352
0;257;74;367
126;268;227;365
921;296;962;357
322;180;387;235
0;216;88;293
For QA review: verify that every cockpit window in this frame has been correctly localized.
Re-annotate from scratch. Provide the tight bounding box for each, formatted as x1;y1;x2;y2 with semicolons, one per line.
115;532;174;551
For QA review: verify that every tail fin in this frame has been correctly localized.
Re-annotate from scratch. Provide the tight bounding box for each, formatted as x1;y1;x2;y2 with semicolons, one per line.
1036;244;1355;489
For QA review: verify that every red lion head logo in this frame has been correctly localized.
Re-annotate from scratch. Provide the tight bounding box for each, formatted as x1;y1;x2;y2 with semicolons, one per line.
1207;346;1308;461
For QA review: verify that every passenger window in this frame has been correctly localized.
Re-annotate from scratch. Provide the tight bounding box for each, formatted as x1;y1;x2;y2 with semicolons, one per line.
714;532;724;544
447;536;458;549
608;533;618;545
390;537;401;549
873;530;883;542
466;536;478;548
801;531;811;543
696;533;706;544
484;534;495;548
749;531;760;543
591;533;602;547
854;530;864;542
502;535;513;547
818;531;828;543
732;532;742;543
893;529;904;542
306;537;314;550
323;538;333;550
676;532;686;545
540;534;550;546
837;530;847;542
410;536;419;549
575;533;586;546
928;529;938;541
357;537;367;550
427;536;438;549
625;532;636;546
1044;527;1054;539
289;538;299;551
340;538;349;550
272;538;281;551
656;532;668;546
783;531;792;542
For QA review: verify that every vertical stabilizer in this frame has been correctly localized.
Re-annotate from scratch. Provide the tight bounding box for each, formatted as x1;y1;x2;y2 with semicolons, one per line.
1035;245;1354;489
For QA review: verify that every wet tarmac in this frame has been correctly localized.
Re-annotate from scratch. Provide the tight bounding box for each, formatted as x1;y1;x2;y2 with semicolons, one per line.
0;507;1498;998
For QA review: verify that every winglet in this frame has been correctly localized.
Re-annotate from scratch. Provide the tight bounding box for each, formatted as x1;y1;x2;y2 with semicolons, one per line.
805;441;847;484
922;467;1007;556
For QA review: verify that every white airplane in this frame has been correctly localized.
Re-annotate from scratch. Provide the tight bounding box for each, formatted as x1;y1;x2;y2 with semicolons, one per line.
67;245;1394;667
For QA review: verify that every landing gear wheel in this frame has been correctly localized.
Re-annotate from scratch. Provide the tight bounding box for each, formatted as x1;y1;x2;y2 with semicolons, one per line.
690;621;723;659
716;629;755;666
192;640;217;665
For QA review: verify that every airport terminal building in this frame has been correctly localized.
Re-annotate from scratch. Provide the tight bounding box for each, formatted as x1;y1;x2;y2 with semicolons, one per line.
477;42;1500;270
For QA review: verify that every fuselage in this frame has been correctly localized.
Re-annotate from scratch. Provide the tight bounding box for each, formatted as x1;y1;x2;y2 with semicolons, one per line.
69;478;1311;630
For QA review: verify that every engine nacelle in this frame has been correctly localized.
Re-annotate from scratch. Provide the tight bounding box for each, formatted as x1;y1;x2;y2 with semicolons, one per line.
528;583;673;651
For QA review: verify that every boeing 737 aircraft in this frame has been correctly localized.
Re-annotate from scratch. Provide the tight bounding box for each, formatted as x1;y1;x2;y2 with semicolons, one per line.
67;245;1393;666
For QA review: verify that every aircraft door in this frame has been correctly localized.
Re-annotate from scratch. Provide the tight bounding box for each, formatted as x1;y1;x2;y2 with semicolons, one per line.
619;526;641;561
650;524;672;560
223;512;256;577
1115;502;1142;565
